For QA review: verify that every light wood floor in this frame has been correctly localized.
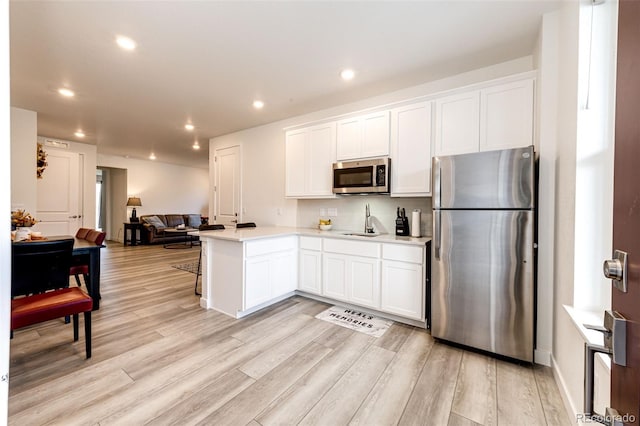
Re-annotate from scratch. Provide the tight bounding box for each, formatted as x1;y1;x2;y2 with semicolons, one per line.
9;242;571;425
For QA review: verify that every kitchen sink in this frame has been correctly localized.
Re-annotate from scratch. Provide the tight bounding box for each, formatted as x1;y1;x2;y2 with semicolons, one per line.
341;232;380;238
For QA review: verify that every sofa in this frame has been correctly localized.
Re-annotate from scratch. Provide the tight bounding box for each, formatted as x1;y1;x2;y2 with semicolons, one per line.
139;214;203;245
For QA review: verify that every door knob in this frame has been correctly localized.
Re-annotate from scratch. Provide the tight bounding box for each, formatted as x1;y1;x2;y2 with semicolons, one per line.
603;259;623;281
603;250;628;293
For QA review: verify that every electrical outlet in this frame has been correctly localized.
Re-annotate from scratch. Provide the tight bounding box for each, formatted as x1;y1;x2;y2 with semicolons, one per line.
328;208;338;217
320;208;327;216
277;208;282;216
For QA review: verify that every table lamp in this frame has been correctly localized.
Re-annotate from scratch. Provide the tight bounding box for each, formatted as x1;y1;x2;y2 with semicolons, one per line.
127;197;142;222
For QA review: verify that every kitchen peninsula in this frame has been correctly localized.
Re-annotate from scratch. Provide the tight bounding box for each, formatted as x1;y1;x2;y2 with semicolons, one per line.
198;227;431;327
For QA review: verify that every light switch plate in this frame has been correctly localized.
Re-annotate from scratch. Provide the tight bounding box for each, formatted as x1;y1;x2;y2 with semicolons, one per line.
327;208;338;217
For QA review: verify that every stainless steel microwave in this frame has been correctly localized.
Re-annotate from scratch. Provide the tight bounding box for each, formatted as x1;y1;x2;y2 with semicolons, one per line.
332;157;390;194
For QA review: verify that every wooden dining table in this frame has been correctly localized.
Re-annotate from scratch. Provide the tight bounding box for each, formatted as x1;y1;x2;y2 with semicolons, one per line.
12;235;105;310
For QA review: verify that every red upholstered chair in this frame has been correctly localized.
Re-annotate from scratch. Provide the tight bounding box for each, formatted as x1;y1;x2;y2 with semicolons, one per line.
11;288;93;358
11;239;93;358
75;228;91;240
70;229;106;287
85;230;106;245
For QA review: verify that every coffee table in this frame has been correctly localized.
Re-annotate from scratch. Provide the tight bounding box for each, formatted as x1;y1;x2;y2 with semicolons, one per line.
163;228;198;249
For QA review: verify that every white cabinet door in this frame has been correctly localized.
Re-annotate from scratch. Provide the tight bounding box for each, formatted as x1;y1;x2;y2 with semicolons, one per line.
285;123;336;198
285;129;307;197
307;123;336;196
245;256;272;310
361;111;390;158
337;111;390;160
390;101;432;196
299;249;322;295
323;253;349;302
480;79;534;152
336;117;362;161
381;260;424;320
271;250;297;298
434;91;480;156
349;257;380;309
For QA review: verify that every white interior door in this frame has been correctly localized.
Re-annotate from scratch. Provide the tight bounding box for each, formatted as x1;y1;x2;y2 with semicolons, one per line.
215;145;241;226
35;150;82;236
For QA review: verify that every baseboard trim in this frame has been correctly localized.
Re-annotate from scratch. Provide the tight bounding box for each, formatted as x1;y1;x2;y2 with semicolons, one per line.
551;354;580;424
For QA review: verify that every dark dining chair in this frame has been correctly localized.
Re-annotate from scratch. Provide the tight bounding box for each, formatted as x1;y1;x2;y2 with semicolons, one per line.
11;238;94;358
12;238;74;297
70;229;106;287
194;224;225;295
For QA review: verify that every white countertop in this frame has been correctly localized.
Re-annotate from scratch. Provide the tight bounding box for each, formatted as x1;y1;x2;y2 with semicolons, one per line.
198;226;431;246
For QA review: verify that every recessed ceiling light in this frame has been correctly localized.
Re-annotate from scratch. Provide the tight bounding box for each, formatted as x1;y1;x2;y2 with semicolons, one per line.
340;69;355;81
149;153;156;160
253;100;264;109
74;130;85;138
58;88;75;97
185;123;195;131
116;35;137;51
192;141;200;150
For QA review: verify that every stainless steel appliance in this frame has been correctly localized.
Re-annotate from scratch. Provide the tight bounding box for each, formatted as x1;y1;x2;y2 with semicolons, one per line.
431;146;536;362
332;157;389;194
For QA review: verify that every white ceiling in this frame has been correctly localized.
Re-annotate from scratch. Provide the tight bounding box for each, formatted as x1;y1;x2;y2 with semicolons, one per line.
10;1;563;169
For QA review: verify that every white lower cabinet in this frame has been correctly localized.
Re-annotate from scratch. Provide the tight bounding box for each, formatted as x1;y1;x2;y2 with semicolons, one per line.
348;256;380;309
245;256;272;309
380;244;425;320
381;260;423;320
299;249;322;295
322;253;380;309
244;237;297;311
323;253;349;301
322;239;381;310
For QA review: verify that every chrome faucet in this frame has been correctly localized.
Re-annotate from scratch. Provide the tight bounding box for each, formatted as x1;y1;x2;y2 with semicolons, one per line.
365;203;374;234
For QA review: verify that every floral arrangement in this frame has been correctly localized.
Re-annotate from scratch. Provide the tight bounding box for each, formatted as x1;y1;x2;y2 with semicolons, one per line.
11;210;37;228
37;143;48;179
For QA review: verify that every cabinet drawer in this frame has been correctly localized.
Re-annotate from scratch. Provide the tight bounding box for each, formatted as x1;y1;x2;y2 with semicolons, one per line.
382;244;424;264
245;236;297;258
300;236;322;251
323;238;380;258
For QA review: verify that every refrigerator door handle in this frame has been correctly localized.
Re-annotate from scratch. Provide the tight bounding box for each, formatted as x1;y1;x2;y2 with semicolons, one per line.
433;159;441;209
434;210;441;260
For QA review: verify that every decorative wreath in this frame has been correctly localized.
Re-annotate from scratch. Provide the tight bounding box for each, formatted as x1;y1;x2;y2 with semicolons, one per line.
37;143;48;179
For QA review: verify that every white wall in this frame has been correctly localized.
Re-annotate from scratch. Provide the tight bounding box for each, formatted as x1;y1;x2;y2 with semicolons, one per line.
534;5;559;369
1;0;12;419
537;0;617;419
98;154;209;241
297;197;431;237
10;107;37;214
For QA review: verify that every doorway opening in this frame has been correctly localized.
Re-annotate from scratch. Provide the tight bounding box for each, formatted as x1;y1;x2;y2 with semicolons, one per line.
97;166;127;242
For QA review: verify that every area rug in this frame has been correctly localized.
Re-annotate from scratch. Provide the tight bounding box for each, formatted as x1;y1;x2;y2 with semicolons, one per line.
171;262;200;275
315;306;393;338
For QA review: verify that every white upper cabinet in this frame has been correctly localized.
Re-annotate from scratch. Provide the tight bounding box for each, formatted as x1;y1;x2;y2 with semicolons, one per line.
434;78;534;157
285;128;307;197
337;111;390;160
480;79;534;152
390;101;432;197
285;122;336;198
434;91;480;156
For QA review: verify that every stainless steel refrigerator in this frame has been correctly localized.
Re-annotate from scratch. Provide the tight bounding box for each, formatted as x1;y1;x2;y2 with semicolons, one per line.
431;146;536;362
